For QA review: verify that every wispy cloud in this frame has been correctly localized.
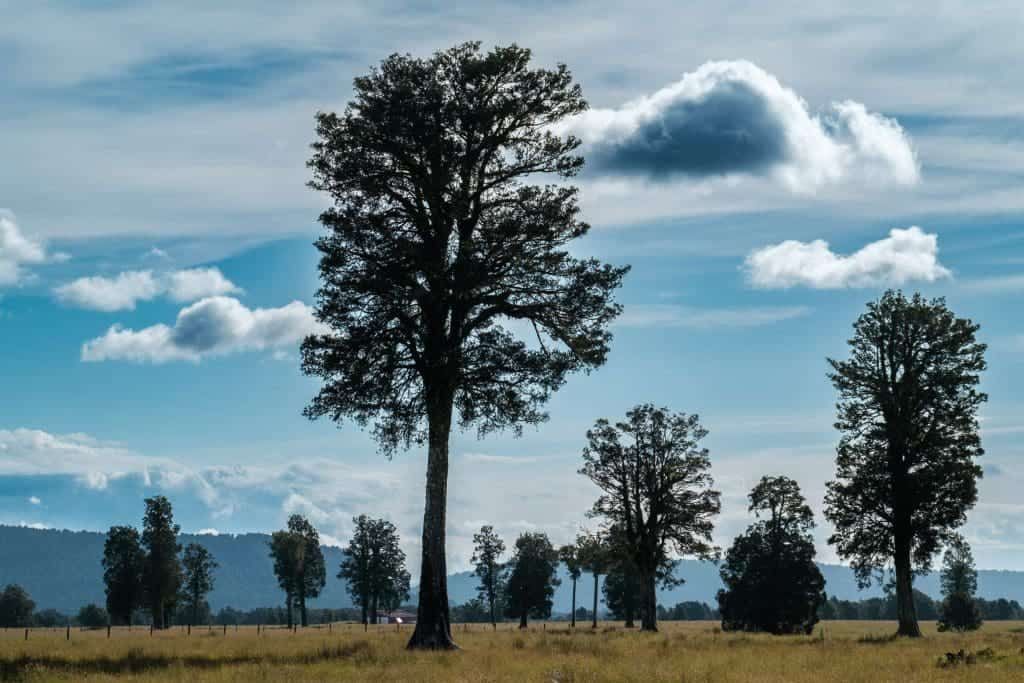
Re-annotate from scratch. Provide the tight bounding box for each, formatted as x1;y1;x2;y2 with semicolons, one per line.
55;267;242;312
617;303;811;329
0;214;63;287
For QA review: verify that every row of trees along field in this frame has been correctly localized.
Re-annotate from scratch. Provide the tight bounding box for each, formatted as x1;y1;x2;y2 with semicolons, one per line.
294;41;990;647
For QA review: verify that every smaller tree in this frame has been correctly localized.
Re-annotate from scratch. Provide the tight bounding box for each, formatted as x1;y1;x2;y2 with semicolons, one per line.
937;535;982;632
558;543;582;628
603;560;643;628
141;496;182;629
180;543;218;626
0;585;35;627
717;476;825;634
77;604;109;629
504;532;561;629
102;525;145;626
339;515;410;624
269;528;302;628
576;531;612;629
471;525;506;627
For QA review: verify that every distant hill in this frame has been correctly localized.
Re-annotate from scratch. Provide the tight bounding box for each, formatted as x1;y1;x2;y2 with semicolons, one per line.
2;526;1022;614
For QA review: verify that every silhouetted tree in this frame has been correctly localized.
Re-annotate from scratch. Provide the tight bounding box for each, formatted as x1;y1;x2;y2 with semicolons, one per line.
581;405;721;631
269;515;326;627
717;476;825;634
504;532;561;629
302;42;628;649
574;531;611;629
0;585;35;627
558;543;583;627
825;291;987;638
180;543;218;626
77;603;109;629
102;525;145;626
339;515;410;624
269;528;302;628
938;534;982;632
141;496;182;629
602;561;643;627
471;525;506;627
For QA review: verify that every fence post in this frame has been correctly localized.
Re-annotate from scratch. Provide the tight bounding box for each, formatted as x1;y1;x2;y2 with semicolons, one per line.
257;624;261;636
187;624;191;636
150;624;153;637
24;628;28;641
107;625;111;639
223;624;227;635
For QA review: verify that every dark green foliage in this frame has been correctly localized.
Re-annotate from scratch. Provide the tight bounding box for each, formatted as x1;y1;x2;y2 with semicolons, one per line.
471;525;505;626
718;476;825;635
302;41;627;649
602;562;643;626
102;525;145;626
268;515;327;627
938;535;982;632
0;584;35;627
76;603;109;629
180;543;218;626
141;496;182;629
338;515;410;625
825;291;987;638
451;598;491;623
581;404;721;631
558;543;582;627
658;602;719;621
33;609;67;627
504;532;561;628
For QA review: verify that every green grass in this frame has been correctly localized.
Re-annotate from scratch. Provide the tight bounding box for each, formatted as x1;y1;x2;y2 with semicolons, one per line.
1;621;1023;681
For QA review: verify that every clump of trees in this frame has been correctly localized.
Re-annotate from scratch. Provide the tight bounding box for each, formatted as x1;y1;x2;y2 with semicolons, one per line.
504;532;561;629
937;535;982;632
338;515;410;626
581;405;721;632
0;584;35;627
825;291;987;638
718;476;825;635
301;41;628;649
102;526;145;625
77;604;109;629
269;514;327;628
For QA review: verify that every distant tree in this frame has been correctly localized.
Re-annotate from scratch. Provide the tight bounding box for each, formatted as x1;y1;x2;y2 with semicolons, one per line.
937;535;982;632
33;608;67;628
451;598;491;623
602;561;643;628
825;291;987;638
302;41;628;650
289;515;327;627
471;525;506;627
180;543;218;626
575;531;612;629
141;496;182;629
0;585;35;627
717;476;825;635
77;603;109;629
269;528;302;628
102;525;145;626
504;532;561;628
581;404;721;631
558;543;583;628
339;515;410;624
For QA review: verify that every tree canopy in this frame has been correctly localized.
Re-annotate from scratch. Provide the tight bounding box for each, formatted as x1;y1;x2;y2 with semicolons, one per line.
102;525;145;626
825;291;986;637
338;515;410;625
269;515;326;627
471;525;506;626
504;532;561;628
302;41;628;649
141;496;182;629
180;543;218;626
937;534;982;632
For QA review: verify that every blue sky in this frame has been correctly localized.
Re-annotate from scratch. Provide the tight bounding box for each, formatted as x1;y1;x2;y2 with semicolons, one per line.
2;1;1024;573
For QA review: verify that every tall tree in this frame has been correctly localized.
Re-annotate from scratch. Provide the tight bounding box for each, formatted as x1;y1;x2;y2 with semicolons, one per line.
581;405;721;631
339;515;410;625
825;291;987;638
574;531;611;629
504;532;560;629
287;515;327;627
268;529;302;628
302;42;628;649
102;525;145;626
180;543;218;626
558;543;582;628
937;534;982;632
141;496;182;629
0;585;35;627
717;476;826;635
471;525;506;627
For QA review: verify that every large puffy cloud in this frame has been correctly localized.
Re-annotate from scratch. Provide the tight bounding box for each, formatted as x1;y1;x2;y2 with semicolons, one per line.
80;296;326;362
55;267;241;311
745;226;950;289
562;60;919;194
0;214;59;286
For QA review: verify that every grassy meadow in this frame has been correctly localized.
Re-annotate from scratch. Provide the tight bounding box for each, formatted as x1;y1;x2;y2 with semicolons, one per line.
1;620;1023;682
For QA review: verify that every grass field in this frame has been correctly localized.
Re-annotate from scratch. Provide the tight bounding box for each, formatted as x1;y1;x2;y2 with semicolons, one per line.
1;621;1023;681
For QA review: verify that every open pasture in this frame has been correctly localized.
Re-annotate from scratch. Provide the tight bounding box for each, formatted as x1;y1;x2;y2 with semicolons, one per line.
2;621;1024;682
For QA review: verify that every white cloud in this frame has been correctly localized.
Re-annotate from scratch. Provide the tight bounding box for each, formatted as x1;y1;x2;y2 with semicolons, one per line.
0;214;54;286
960;274;1024;294
196;528;220;536
55;267;241;311
28;496;41;505
80;296;326;363
745;226;951;289
561;60;919;194
617;303;811;329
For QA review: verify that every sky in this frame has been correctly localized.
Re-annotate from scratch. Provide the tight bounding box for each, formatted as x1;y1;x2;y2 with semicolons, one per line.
2;1;1024;575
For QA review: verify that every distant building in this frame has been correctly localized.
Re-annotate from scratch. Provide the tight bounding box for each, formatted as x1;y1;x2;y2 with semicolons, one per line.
378;610;416;625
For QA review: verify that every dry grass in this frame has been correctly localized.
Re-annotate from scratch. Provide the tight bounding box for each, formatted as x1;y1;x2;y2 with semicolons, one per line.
1;621;1023;681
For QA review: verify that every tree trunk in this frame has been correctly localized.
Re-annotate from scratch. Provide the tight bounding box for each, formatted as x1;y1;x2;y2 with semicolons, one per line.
519;613;527;629
490;576;496;627
624;597;635;629
192;596;199;627
153;600;163;631
570;578;577;628
371;590;378;626
894;530;921;637
286;592;294;629
360;595;368;627
407;393;457;650
592;573;599;629
299;587;308;627
640;571;658;632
